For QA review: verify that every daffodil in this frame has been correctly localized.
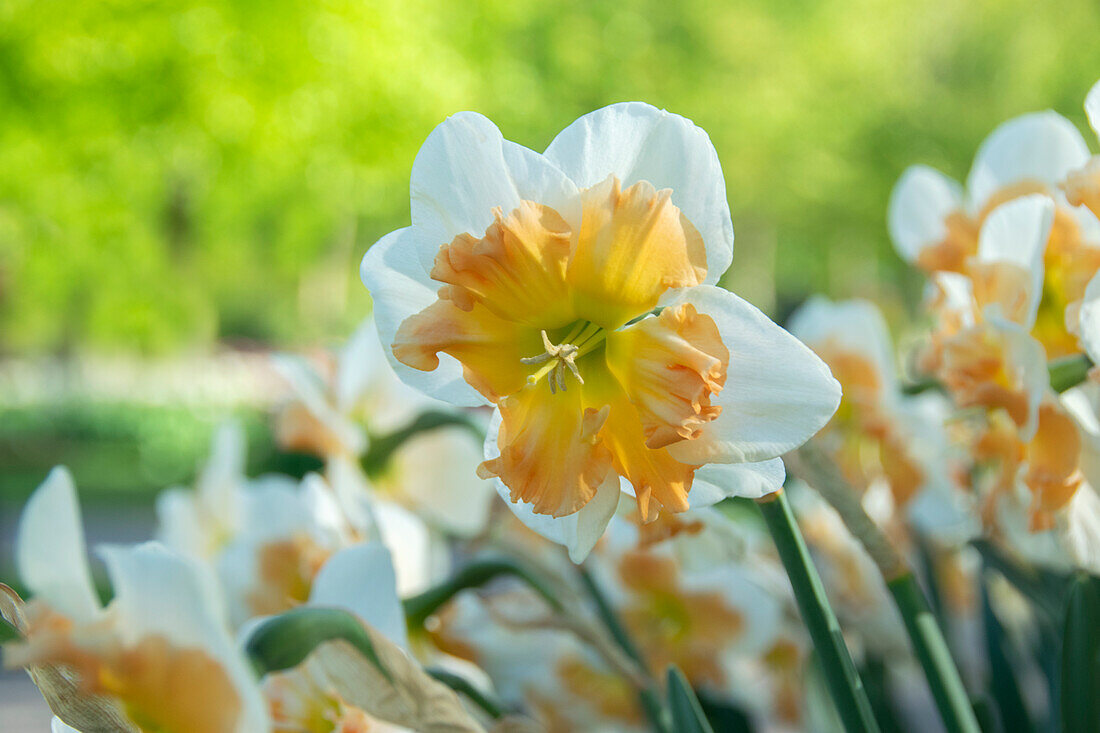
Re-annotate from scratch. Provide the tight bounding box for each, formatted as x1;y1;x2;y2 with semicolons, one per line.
2;468;269;733
1063;80;1100;222
361;103;840;560
157;425;446;626
274;316;495;538
789;297;972;527
889;111;1100;357
919;196;1056;434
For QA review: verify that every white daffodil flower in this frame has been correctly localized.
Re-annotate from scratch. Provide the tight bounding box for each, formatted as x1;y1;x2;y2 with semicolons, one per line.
1063;80;1100;225
3;468;269;733
157;425;446;626
789;297;977;534
274;316;495;538
889;111;1093;270
890;112;1100;359
361;103;840;561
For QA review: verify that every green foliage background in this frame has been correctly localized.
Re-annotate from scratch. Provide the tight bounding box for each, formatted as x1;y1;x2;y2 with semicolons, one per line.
2;0;1100;354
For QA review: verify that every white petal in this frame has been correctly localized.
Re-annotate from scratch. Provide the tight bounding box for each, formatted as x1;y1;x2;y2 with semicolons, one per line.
787;297;899;398
98;543;268;733
336;315;388;412
16;467;101;622
1062;487;1100;575
272;354;367;456
373;500;442;597
658;286;841;464
309;542;409;650
335;316;437;432
977;194;1054;327
484;408;621;562
389;426;494;538
690;457;786;506
989;317;1050;440
99;543;225;647
410;111;580;244
683;565;781;657
966;111;1090;209
887;165;964;262
154;487;204;557
1081;270;1100;365
238;476;314;541
1086;80;1100;137
928;271;977;329
544;102;734;284
196;421;247;520
360;226;487;406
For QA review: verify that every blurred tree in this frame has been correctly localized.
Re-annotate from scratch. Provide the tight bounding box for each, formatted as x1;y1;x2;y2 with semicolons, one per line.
0;0;1098;353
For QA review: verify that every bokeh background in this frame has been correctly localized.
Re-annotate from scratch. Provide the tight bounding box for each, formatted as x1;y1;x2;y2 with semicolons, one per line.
3;0;1100;725
3;0;1100;586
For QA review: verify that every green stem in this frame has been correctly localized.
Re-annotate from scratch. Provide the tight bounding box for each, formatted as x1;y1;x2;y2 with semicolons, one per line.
790;446;978;733
577;565;669;733
756;489;880;733
362;410;484;475
403;557;563;628
427;667;506;720
887;574;981;733
1049;354;1094;393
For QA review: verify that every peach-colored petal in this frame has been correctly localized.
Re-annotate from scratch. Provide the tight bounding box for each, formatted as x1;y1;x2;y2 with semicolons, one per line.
568;176;707;329
605;303;727;450
478;383;615;517
1025;403;1084;530
914;210;981;274
968;261;1036;326
585;370;699;521
431;200;576;328
393;299;540;402
1064;158;1100;222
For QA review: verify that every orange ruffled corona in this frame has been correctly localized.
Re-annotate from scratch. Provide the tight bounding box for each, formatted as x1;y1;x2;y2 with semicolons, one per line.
395;176;728;521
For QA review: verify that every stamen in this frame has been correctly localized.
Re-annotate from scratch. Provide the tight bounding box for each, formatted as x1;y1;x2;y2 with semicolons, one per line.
521;328;589;392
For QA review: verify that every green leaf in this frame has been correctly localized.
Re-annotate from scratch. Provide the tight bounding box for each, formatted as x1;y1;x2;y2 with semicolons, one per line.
667;667;715;733
1061;573;1100;733
245;607;390;682
980;579;1033;733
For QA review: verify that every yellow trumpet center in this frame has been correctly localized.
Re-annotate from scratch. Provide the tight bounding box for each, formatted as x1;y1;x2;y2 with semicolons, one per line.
395;176;728;520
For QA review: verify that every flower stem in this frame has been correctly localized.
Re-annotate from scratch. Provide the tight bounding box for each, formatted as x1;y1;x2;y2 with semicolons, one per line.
427;667;506;719
790;445;980;733
755;489;881;733
403;557;563;628
577;565;669;733
887;573;981;733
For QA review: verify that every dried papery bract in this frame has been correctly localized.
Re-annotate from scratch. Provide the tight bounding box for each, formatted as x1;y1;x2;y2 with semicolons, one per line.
0;584;138;733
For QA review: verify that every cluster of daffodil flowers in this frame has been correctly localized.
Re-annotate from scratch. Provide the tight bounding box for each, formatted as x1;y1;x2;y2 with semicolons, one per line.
9;86;1100;733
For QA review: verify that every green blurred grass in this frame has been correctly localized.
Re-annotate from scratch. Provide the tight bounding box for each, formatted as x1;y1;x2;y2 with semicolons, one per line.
2;0;1099;354
0;403;321;503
